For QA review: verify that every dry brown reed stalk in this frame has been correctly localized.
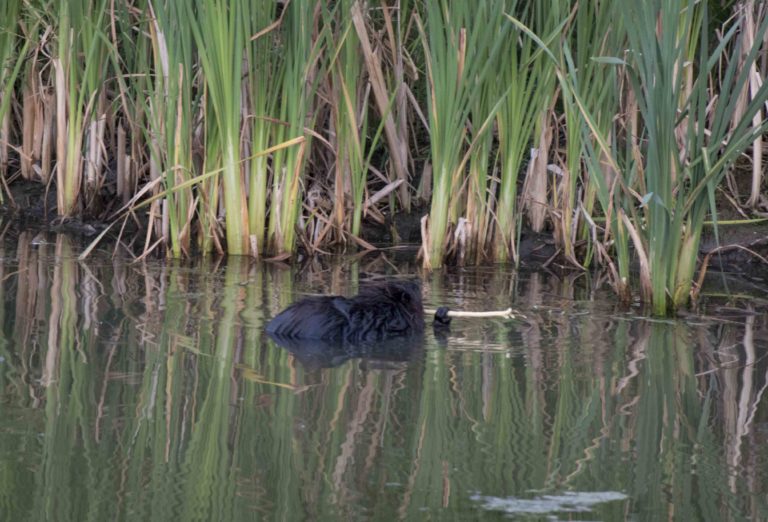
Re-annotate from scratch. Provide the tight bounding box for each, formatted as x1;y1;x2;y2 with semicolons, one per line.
39;88;55;184
620;210;651;302
732;0;767;209
83;93;107;207
116;124;128;203
20;62;55;183
521;106;555;234
351;1;411;212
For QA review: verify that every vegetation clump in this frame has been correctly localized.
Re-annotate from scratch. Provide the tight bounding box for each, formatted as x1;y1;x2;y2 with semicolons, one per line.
0;0;766;313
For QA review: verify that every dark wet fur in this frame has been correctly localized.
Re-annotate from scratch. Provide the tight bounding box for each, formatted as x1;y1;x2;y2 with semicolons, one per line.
265;281;425;344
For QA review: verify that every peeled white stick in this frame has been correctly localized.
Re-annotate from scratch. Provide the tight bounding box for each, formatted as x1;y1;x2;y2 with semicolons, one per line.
423;308;521;320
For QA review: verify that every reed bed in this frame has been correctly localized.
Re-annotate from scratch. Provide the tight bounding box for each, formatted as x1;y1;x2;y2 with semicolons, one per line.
0;0;766;312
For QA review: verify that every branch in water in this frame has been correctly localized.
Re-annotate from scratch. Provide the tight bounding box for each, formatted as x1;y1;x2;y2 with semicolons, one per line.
423;308;522;320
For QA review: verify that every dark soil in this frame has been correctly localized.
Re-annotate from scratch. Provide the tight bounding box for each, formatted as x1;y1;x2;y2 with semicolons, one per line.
0;178;119;238
1;177;767;273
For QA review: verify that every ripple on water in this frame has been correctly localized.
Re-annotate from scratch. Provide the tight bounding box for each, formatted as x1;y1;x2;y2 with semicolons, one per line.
471;490;629;516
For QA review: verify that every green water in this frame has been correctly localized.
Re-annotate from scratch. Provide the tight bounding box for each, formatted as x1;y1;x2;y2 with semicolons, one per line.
0;232;767;521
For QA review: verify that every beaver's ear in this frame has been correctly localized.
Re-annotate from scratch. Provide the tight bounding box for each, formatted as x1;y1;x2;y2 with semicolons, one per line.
399;281;422;300
395;283;419;304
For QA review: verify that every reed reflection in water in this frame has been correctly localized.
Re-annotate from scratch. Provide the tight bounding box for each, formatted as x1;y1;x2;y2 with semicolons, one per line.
0;231;766;520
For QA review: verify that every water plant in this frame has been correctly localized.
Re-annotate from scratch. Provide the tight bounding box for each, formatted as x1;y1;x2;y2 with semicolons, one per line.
495;2;564;264
144;0;197;257
416;0;509;268
243;0;281;257
585;1;768;313
266;0;320;257
54;0;113;216
186;0;250;255
0;1;764;312
0;0;24;184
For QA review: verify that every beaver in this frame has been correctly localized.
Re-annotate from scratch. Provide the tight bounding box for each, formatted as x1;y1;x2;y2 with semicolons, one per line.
265;280;450;344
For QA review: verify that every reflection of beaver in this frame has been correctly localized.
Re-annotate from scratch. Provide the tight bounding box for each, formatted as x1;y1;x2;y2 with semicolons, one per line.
267;335;424;370
266;280;450;344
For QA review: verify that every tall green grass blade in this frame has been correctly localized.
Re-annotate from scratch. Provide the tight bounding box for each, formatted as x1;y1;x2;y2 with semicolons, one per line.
54;0;110;216
0;0;25;185
267;0;321;257
496;5;565;264
322;0;370;240
143;0;198;257
186;0;249;255
418;0;509;268
243;0;281;256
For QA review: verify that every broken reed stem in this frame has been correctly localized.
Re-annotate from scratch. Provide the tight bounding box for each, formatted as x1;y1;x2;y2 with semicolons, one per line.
423;307;522;320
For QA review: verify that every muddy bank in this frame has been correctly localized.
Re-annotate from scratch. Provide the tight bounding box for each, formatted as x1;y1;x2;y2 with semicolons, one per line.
0;178;117;238
364;203;768;271
2;178;767;273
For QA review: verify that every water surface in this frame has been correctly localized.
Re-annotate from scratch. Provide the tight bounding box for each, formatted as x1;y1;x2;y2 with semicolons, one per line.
1;231;767;521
